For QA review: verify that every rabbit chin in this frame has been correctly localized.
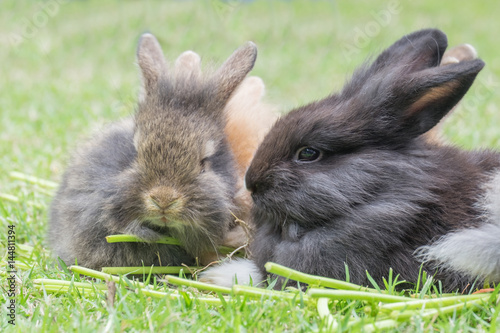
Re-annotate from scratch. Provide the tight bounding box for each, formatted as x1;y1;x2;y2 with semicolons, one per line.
417;169;500;282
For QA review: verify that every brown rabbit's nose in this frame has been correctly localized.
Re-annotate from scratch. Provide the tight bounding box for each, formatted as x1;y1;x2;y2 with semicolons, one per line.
148;187;183;211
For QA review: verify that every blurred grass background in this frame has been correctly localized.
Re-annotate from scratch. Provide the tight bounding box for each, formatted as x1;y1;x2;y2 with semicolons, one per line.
1;1;499;331
1;0;499;190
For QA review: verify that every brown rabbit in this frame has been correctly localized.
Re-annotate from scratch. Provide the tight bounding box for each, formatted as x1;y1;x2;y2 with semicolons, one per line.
48;33;273;269
224;76;277;244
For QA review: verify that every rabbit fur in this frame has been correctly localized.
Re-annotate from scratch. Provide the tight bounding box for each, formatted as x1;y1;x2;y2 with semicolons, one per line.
201;29;500;291
48;33;272;269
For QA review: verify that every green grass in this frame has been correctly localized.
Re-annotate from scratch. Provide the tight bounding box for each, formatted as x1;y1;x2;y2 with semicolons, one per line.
1;0;499;331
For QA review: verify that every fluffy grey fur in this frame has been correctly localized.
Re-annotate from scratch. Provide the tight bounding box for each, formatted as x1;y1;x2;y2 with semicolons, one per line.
48;34;257;269
245;29;500;291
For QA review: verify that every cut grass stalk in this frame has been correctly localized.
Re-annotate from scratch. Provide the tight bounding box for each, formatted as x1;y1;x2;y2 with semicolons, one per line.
36;187;55;197
34;279;106;295
380;293;491;312
265;262;380;292
106;234;181;245
232;284;309;301
218;246;245;256
163;275;232;294
9;171;58;189
361;319;400;332
0;193;43;209
70;265;148;289
36;285;102;295
316;298;335;328
33;278;107;290
106;234;245;257
34;281;223;304
8;261;30;271
102;266;199;275
389;298;486;321
139;288;223;306
70;265;223;305
307;288;411;303
0;193;19;203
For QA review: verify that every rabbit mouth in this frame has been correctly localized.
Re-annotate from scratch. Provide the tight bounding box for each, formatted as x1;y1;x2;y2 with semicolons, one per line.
146;215;184;228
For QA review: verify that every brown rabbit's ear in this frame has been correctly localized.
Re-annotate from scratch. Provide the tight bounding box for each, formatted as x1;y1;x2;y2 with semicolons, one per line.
213;42;257;107
227;76;265;107
137;33;167;96
441;44;478;66
174;50;202;83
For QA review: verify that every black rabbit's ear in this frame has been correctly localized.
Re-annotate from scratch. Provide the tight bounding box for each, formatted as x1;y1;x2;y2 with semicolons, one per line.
137;33;168;96
342;29;449;100
343;29;485;141
213;42;257;108
372;29;447;76
397;59;484;135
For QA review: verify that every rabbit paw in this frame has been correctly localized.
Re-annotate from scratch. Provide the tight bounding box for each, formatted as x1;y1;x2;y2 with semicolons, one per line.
198;258;265;288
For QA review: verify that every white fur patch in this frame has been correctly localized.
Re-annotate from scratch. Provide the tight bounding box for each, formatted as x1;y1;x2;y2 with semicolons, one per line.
198;258;265;288
418;223;500;281
204;140;216;158
418;170;500;282
483;170;500;224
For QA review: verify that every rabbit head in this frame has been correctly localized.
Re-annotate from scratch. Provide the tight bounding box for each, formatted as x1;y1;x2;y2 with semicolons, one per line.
112;33;257;257
245;29;490;288
247;29;484;224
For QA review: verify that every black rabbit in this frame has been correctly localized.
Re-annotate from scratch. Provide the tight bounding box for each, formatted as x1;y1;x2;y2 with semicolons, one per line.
201;29;500;291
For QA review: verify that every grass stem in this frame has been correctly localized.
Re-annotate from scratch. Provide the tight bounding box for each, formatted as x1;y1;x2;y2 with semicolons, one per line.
101;266;199;275
265;262;380;292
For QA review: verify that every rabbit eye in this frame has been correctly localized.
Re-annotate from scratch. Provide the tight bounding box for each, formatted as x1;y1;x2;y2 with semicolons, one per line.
296;147;322;162
200;158;208;173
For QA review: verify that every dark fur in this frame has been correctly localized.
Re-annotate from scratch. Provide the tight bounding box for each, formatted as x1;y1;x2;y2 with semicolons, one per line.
246;29;500;291
48;34;257;269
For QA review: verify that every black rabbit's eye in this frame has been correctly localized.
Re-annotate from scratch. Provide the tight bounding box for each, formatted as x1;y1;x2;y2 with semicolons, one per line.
296;147;322;162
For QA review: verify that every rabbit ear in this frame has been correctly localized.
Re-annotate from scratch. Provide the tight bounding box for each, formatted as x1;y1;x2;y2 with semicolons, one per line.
370;29;448;76
174;50;202;82
342;29;449;101
343;29;485;140
397;58;484;135
441;44;478;65
137;33;167;95
213;42;258;107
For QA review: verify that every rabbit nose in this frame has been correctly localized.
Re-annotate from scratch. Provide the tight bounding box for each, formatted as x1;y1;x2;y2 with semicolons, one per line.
148;188;183;210
245;173;260;194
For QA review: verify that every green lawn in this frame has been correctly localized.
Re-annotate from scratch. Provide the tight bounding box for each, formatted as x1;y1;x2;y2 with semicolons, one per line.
1;0;499;331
